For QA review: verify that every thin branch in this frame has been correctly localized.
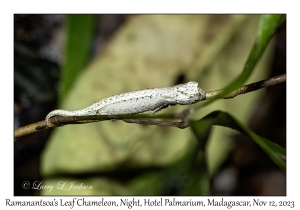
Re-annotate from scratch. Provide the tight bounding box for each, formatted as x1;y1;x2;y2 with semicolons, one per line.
205;74;286;99
122;119;189;129
14;120;47;138
121;108;193;129
14;74;286;138
13;113;186;138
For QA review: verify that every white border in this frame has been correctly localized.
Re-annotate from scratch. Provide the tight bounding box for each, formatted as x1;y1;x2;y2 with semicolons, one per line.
2;0;298;209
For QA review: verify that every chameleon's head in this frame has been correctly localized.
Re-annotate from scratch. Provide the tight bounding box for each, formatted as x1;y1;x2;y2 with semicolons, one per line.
175;81;206;105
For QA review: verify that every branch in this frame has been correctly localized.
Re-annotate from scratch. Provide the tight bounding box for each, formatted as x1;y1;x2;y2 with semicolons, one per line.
13;112;189;138
122;108;193;129
14;74;286;138
205;74;286;99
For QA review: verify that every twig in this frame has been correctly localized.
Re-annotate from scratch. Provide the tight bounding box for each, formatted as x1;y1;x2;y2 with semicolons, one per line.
13;113;184;138
14;74;286;138
122;108;193;129
122;119;189;129
205;74;286;99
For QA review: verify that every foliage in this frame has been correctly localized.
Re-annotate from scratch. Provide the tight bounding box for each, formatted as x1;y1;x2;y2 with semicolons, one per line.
60;14;96;103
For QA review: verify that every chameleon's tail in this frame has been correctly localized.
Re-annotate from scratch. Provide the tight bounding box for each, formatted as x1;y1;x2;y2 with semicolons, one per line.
45;109;74;121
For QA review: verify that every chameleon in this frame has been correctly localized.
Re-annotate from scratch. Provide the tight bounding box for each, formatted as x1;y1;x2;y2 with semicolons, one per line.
45;81;206;125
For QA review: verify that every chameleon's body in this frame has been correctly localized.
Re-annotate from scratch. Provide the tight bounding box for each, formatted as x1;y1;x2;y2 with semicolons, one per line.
45;81;206;123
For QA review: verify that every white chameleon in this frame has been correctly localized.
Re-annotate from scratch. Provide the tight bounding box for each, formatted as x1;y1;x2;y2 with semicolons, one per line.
45;81;206;124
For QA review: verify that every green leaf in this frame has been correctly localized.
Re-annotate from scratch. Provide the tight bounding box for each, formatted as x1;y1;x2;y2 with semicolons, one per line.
196;14;285;109
60;14;97;103
190;111;286;172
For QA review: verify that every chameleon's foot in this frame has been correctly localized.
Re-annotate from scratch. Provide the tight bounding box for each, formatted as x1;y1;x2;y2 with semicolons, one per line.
151;103;169;113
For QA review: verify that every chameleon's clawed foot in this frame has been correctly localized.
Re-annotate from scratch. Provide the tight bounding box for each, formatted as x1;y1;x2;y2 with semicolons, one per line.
151;104;169;114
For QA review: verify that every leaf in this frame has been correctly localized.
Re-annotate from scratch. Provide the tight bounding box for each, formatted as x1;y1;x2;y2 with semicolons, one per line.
60;14;96;103
196;14;286;109
190;111;286;171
